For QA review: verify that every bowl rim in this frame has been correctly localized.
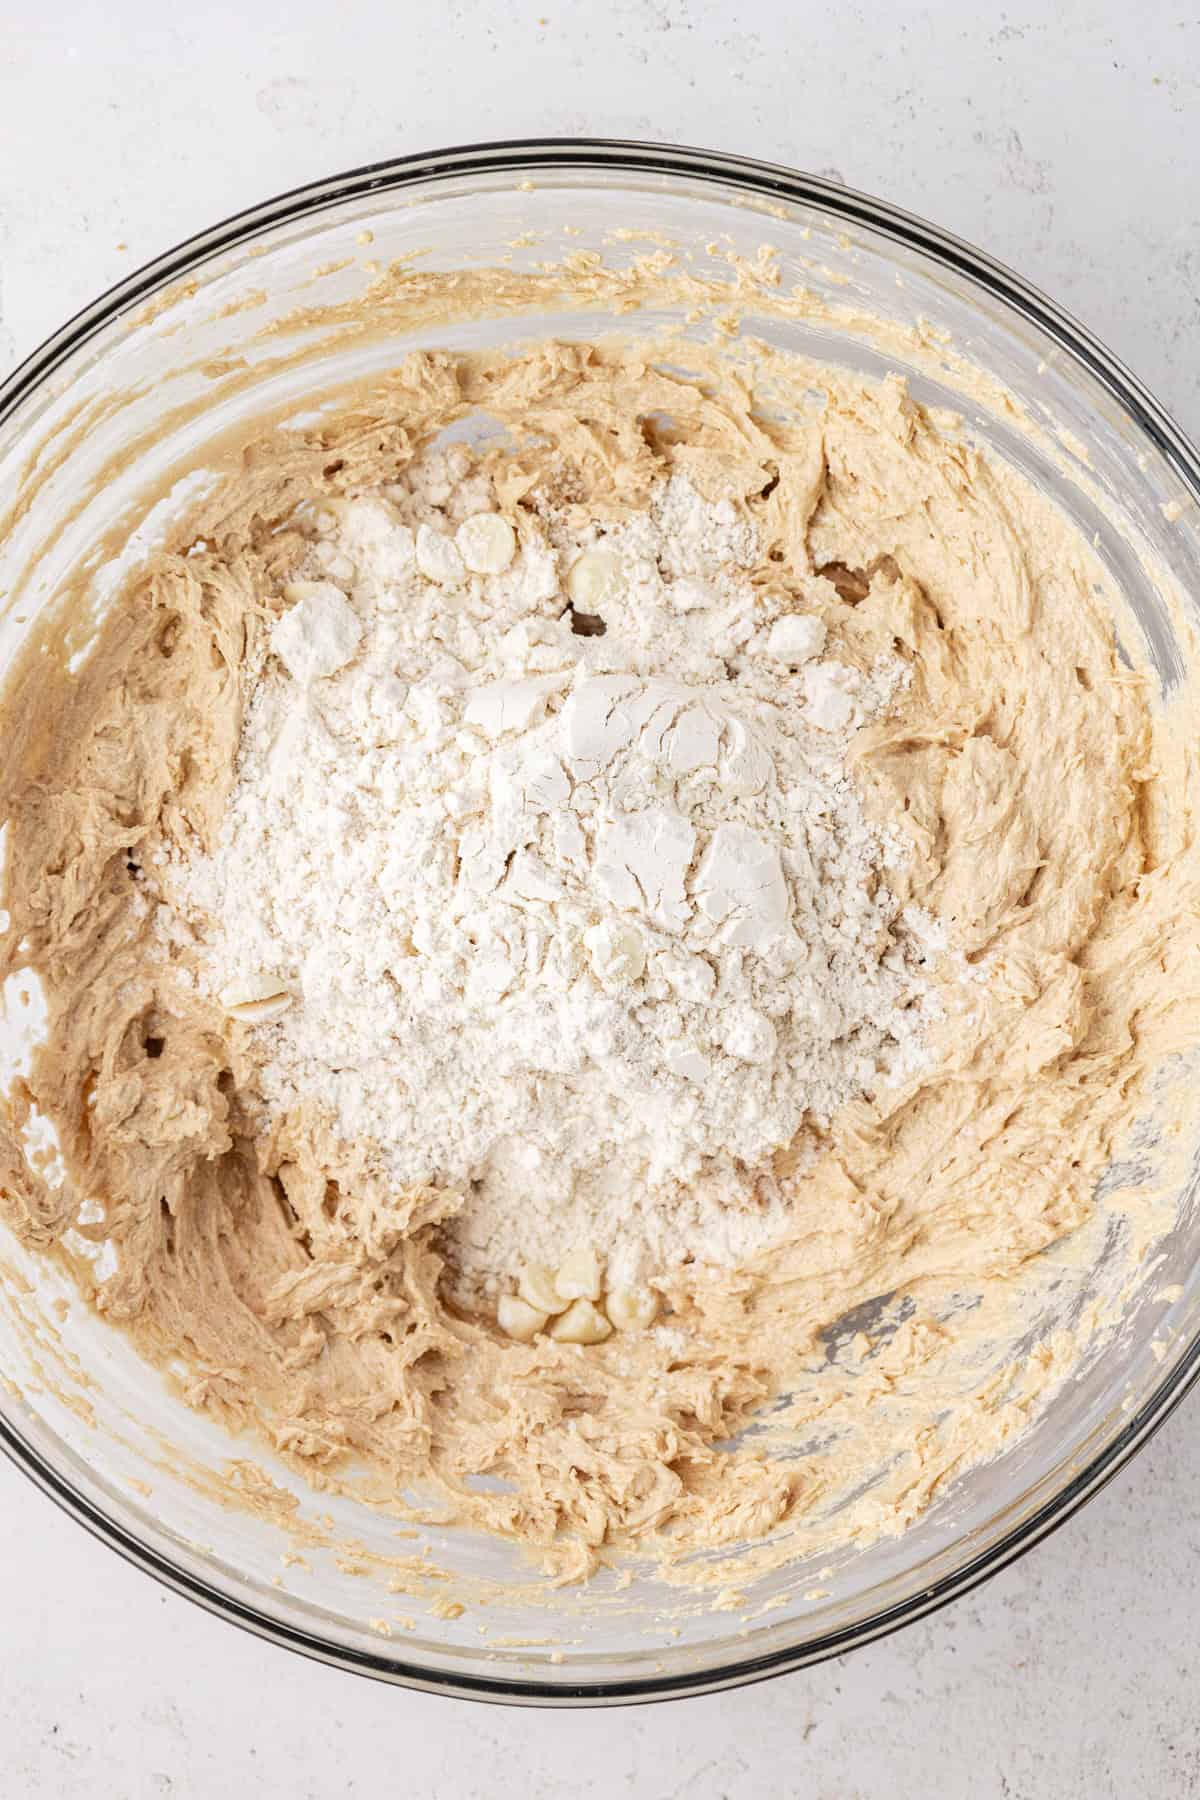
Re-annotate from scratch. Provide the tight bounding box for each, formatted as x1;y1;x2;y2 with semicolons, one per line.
3;133;1200;1707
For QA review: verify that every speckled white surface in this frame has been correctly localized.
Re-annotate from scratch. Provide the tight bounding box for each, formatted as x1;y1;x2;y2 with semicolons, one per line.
3;2;1200;1794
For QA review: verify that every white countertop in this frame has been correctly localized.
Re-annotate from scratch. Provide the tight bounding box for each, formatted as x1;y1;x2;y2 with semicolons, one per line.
3;3;1199;1793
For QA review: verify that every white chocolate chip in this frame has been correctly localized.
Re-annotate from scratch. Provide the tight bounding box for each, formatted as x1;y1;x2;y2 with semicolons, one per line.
566;547;625;611
556;1246;603;1303
415;522;466;586
282;578;332;605
583;920;646;985
218;975;293;1024
456;513;517;575
549;1298;612;1344
518;1261;568;1315
497;1294;549;1341
606;1287;661;1330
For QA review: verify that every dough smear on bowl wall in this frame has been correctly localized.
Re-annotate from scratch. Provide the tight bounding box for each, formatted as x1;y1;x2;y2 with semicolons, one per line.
2;233;1200;1607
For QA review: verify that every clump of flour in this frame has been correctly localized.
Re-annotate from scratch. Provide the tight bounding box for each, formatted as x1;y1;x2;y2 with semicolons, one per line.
163;450;942;1291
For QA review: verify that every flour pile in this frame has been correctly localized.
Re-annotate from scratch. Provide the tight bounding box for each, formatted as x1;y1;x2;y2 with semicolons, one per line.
166;451;940;1292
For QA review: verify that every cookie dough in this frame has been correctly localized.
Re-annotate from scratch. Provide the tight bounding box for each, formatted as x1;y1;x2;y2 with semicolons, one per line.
3;335;1199;1581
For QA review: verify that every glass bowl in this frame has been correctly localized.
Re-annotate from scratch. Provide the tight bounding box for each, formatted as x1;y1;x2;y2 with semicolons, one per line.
2;139;1200;1706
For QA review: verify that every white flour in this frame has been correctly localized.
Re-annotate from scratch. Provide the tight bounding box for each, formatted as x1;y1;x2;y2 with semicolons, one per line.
165;453;942;1291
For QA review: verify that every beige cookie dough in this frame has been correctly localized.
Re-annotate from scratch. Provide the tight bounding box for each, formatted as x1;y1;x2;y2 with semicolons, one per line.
3;335;1199;1583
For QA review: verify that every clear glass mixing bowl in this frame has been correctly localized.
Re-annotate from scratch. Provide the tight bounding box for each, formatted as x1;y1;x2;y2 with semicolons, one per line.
2;139;1200;1705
